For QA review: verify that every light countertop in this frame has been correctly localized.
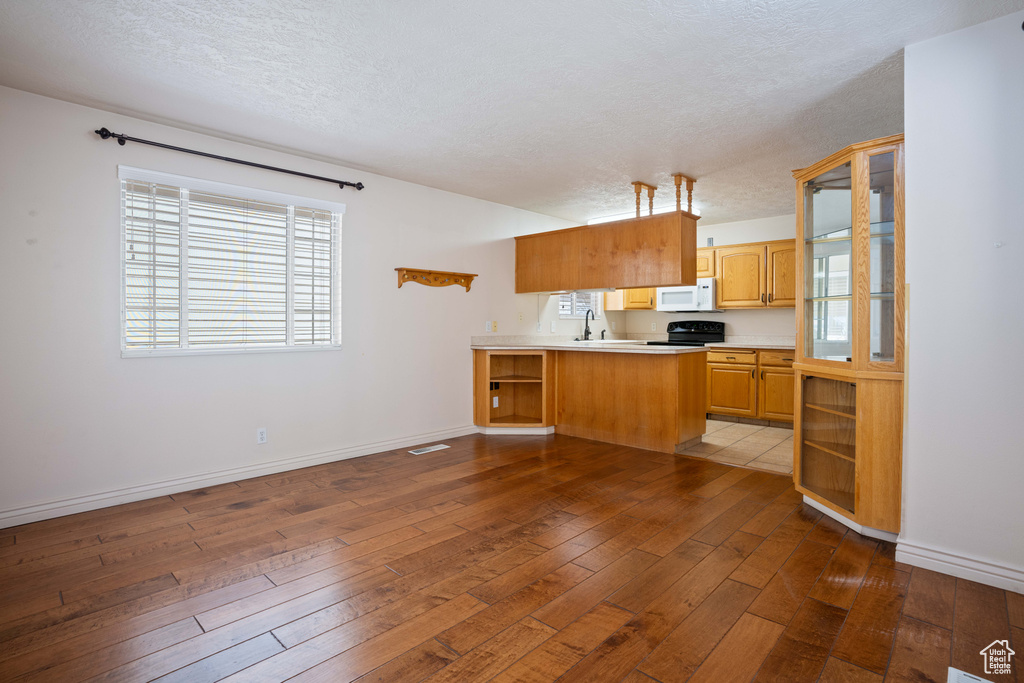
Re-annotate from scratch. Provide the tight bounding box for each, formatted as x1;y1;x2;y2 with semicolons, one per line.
470;341;707;355
706;342;795;350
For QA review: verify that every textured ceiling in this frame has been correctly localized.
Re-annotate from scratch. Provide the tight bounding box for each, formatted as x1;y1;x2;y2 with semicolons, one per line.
1;0;1021;224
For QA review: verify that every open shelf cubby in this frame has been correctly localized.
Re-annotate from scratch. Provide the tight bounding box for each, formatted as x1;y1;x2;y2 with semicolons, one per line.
489;353;543;383
486;352;546;426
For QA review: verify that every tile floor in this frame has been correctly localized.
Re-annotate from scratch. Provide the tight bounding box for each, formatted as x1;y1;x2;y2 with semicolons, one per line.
680;419;795;475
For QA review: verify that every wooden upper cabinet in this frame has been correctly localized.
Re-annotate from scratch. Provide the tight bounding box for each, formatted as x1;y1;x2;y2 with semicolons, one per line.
712;239;796;309
696;248;715;277
515;229;581;293
716;245;766;308
766;242;796;307
514;211;698;293
623;288;655;309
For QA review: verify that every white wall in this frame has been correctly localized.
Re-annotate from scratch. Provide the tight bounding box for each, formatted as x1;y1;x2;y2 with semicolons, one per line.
899;10;1024;590
627;214;798;340
0;87;575;525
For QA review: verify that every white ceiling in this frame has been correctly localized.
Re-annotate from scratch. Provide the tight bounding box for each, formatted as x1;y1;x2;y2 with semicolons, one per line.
1;0;1021;225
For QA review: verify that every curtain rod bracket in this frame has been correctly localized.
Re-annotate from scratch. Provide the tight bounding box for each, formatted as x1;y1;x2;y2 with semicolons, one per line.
94;127;365;191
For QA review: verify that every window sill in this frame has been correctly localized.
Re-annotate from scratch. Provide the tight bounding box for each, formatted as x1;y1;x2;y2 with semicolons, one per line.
121;344;343;359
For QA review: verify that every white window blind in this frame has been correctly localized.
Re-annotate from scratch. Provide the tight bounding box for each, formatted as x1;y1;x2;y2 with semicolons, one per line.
120;168;343;356
558;292;602;319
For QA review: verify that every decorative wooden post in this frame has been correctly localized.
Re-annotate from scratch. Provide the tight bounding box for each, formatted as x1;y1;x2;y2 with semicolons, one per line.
672;173;696;213
646;184;656;215
632;182;643;218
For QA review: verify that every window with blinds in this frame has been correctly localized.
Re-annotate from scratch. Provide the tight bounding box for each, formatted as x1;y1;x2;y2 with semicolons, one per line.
120;168;343;355
558;292;602;319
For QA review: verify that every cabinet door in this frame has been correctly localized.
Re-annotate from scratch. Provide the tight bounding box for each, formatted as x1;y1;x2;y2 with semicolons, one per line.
515;230;581;293
622;287;655;310
696;248;715;278
759;367;795;421
716;245;766;308
707;363;758;417
767;242;796;307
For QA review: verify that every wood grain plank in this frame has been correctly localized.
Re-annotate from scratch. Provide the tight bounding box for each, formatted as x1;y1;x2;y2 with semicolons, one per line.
531;549;657;630
831;563;910;674
422;617;555;682
747;538;834;624
639;579;760;683
685;613;785;683
807;532;877;609
149;631;284;683
267;593;486;683
818;657;883;682
883;616;951;683
902;566;956;630
951;578;1017;682
604;540;713;614
753;598;847;682
350;639;458;683
558;531;763;682
490;602;632;683
730;505;821;588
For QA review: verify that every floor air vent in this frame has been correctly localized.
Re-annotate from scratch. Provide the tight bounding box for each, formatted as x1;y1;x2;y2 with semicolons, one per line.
408;444;450;455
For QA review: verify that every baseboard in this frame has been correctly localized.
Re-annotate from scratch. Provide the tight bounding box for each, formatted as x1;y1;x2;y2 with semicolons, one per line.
0;424;480;529
802;496;899;543
896;540;1024;594
477;426;555;436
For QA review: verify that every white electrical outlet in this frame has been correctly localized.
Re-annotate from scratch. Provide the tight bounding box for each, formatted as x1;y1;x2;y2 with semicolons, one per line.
485;320;492;332
492;396;499;408
256;428;267;445
550;321;556;333
611;321;617;331
536;322;542;332
518;312;523;322
651;322;657;331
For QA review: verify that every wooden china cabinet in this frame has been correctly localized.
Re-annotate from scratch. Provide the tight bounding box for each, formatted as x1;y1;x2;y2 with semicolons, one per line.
792;134;905;534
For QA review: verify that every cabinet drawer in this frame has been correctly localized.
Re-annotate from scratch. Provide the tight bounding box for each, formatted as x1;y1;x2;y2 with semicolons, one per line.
706;350;756;365
758;350;796;367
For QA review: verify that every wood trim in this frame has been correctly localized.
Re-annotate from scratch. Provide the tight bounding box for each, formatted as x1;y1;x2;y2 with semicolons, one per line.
792;134;905;182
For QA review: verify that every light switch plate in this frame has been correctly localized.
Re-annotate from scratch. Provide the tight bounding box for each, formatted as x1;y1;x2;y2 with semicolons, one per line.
485;320;492;332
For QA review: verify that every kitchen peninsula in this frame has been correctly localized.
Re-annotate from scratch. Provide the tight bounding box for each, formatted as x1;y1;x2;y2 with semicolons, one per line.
471;342;706;454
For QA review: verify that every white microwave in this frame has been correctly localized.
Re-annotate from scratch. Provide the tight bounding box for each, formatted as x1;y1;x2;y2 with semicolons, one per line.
655;278;718;312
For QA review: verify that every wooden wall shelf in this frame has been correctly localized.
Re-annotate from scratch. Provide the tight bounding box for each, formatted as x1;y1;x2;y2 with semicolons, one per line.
395;268;477;292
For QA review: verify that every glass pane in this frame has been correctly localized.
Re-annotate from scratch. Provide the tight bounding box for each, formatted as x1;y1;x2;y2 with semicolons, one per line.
805;299;852;361
870;296;896;362
868;152;896;363
804;161;852;240
807;239;852;299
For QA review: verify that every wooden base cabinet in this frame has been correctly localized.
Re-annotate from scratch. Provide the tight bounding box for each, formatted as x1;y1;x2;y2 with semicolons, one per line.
707;349;795;422
706;351;758;417
473;350;555;427
794;370;902;532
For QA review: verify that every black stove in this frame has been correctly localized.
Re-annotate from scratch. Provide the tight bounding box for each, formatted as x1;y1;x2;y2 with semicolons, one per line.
646;320;725;347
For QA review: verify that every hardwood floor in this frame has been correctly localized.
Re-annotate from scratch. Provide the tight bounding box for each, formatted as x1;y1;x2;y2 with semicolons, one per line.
0;434;1019;682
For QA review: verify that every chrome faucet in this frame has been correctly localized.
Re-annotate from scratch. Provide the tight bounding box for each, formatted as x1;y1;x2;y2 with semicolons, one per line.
583;309;594;340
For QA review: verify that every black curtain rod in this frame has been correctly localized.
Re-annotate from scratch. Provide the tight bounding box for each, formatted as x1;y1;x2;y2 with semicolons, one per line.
94;127;364;191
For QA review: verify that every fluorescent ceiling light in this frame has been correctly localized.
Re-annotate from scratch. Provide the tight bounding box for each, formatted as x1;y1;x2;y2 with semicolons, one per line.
588;205;700;225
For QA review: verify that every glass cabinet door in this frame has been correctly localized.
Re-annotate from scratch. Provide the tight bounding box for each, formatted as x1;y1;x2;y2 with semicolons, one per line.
868;152;896;363
803;162;853;362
